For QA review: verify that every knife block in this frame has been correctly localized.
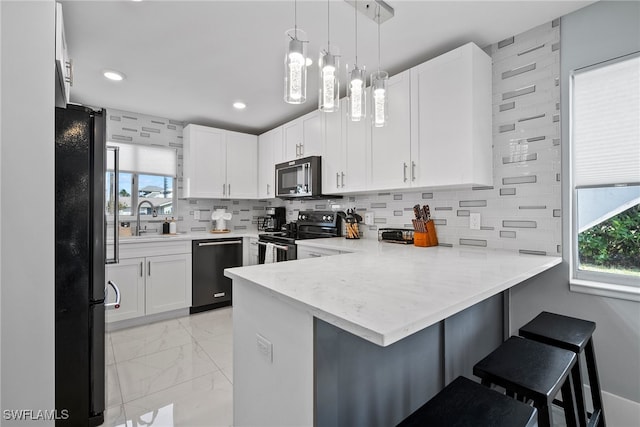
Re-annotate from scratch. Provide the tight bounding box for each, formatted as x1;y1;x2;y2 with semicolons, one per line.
414;220;438;247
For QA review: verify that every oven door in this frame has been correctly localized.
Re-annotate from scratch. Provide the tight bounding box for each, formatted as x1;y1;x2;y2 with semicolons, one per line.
258;241;297;263
276;161;311;197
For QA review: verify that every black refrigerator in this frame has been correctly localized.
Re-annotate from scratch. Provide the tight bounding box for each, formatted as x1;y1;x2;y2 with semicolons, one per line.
55;104;115;426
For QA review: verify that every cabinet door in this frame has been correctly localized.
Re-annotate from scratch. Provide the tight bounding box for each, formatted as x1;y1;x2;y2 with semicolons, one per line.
258;127;281;199
369;71;412;190
146;254;191;315
414;43;492;188
247;237;259;266
322;101;344;194
183;125;226;198
283;120;302;160
105;258;145;323
301;110;322;157
227;131;258;199
343;100;368;192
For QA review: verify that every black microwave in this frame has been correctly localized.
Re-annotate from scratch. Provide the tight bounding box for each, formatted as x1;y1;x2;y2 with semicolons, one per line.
275;156;322;199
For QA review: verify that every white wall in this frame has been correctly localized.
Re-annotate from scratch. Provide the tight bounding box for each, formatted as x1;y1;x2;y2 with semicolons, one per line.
0;1;55;423
511;0;640;408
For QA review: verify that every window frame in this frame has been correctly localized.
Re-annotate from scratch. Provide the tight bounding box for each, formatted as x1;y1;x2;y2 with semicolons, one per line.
568;52;640;301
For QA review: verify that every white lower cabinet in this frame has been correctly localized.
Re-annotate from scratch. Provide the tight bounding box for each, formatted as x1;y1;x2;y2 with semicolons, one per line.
105;258;146;323
146;254;191;315
106;242;192;324
247;237;259;265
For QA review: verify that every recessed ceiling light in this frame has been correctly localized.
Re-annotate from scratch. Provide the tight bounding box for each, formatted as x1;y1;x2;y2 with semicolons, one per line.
233;102;247;110
103;70;125;81
306;58;313;67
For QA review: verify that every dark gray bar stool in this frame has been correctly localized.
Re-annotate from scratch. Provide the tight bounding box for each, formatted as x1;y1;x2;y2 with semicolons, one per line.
473;336;580;427
520;311;606;427
396;376;538;427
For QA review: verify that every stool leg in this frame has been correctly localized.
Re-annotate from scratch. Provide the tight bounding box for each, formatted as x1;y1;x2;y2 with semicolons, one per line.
536;401;553;427
571;361;588;427
561;372;579;427
585;339;606;427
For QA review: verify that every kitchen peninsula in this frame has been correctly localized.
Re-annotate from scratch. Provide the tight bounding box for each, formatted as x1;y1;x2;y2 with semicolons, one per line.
225;241;561;426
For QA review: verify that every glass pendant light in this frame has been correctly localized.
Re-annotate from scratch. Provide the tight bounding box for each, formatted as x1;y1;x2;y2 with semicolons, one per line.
319;0;339;112
284;0;307;104
371;4;388;127
348;0;366;121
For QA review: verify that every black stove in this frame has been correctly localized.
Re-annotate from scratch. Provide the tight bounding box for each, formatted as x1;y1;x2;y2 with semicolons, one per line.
257;211;342;263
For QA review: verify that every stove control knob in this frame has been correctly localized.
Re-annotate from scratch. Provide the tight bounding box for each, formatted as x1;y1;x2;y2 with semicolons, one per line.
300;214;307;220
322;215;327;221
327;215;333;221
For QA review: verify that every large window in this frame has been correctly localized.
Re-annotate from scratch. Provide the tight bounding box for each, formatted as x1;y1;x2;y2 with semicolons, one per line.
570;53;640;298
106;143;177;220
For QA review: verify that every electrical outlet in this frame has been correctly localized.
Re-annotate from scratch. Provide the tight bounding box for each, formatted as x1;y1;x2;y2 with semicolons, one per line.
470;213;481;230
256;334;273;363
364;212;374;225
194;210;200;220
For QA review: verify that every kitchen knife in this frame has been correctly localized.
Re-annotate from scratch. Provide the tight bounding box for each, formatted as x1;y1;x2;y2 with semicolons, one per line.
413;204;422;220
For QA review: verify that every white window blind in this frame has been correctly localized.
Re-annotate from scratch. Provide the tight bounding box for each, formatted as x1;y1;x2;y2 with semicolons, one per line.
572;54;640;187
106;142;177;177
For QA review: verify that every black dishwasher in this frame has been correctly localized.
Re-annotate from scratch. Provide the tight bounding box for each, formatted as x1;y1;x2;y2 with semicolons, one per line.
191;238;243;313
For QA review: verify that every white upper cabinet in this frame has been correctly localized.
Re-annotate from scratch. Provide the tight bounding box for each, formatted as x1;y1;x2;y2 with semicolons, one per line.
412;42;492;189
183;124;257;199
55;2;72;108
258;127;282;199
183;124;226;198
226;131;258;199
323;98;368;194
284;110;322;160
369;70;413;190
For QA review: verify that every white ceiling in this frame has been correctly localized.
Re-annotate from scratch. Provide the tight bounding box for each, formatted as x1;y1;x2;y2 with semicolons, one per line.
62;0;593;135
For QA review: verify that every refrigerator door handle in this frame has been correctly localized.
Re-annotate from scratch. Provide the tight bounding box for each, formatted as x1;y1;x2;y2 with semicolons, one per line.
106;146;119;264
105;280;121;309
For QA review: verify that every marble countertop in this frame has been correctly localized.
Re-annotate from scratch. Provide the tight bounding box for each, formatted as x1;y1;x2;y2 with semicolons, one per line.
225;239;561;347
112;231;259;244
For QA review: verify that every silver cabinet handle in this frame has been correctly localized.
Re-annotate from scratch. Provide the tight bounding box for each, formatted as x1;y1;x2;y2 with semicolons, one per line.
222;183;226;196
336;173;340;189
299;143;304;156
250;241;258;246
228;183;231;196
105;280;121;309
267;184;270;195
148;261;151;276
214;292;226;298
403;162;408;182
197;240;242;247
257;241;289;251
341;172;345;188
140;261;143;277
412;161;416;181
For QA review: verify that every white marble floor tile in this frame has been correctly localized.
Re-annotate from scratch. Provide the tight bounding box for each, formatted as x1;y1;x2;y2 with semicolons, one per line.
110;319;185;346
179;308;233;341
103;405;127;427
106;335;116;366
111;326;196;363
198;336;233;372
106;364;123;409
116;342;219;403
123;371;233;427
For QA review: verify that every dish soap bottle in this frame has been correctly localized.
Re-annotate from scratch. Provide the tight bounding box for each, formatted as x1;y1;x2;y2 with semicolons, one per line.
162;218;170;235
169;217;177;234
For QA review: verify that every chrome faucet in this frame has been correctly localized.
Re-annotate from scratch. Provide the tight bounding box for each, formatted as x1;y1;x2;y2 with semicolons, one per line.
136;200;157;236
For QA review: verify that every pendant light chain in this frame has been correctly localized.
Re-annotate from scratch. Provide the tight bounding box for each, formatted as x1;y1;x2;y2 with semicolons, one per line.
377;5;381;71
327;0;330;51
294;0;298;39
354;0;358;65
